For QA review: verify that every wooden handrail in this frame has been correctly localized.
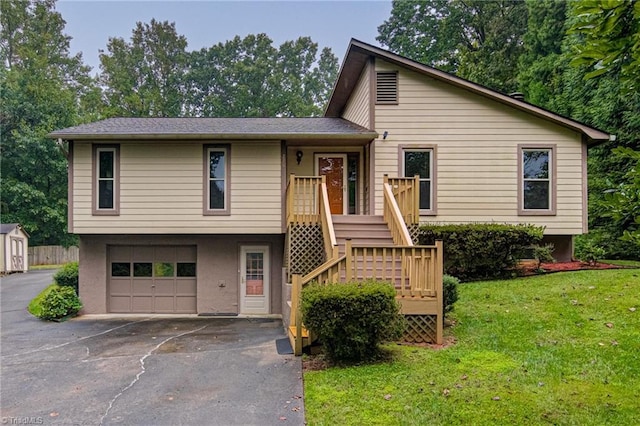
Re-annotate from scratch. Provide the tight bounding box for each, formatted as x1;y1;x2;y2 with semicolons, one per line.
319;176;339;260
383;179;413;246
385;175;420;225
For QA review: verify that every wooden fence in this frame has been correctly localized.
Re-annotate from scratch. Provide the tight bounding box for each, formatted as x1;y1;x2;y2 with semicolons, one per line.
28;245;79;265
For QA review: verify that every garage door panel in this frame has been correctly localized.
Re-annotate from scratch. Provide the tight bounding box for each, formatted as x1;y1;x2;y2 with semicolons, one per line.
154;281;175;296
176;297;197;312
176;279;196;295
110;279;131;294
109;297;131;312
154;297;175;312
132;279;153;295
132;296;153;312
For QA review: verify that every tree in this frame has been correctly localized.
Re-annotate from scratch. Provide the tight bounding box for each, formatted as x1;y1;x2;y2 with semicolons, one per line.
517;0;568;106
569;0;640;92
601;147;640;246
186;34;337;117
377;0;527;93
99;19;188;117
1;0;94;246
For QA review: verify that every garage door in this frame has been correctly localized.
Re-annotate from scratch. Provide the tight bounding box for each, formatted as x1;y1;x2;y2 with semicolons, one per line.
108;245;197;313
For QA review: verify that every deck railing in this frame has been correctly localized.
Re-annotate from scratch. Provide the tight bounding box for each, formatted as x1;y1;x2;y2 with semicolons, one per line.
385;175;420;225
286;174;338;260
383;176;413;246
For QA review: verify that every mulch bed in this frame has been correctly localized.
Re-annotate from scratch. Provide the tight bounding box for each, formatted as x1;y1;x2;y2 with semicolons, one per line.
519;260;624;275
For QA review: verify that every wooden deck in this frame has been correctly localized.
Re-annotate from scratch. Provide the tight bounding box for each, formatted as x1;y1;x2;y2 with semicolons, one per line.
285;174;443;355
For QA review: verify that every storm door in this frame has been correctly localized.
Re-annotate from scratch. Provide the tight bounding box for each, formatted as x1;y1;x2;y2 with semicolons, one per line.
240;245;270;314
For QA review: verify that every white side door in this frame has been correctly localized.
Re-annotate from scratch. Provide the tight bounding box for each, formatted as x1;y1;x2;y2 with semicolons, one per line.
240;245;270;314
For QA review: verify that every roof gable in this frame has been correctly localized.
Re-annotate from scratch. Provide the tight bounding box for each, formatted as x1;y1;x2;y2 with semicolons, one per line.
325;39;611;144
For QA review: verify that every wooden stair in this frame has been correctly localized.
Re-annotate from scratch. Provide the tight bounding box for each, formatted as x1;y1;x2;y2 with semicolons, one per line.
333;215;394;255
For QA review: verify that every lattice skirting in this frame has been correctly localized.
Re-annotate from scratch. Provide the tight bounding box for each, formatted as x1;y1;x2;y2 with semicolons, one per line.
403;314;438;343
407;224;422;244
287;224;324;278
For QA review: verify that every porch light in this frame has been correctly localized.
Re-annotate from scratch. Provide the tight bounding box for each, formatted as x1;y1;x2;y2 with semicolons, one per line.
296;150;303;165
383;131;388;140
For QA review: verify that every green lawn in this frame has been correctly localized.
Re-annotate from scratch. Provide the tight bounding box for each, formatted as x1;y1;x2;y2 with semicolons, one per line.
303;269;640;425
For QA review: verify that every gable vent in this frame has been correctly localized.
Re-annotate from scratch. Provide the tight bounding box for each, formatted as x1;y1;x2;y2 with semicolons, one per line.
376;71;398;104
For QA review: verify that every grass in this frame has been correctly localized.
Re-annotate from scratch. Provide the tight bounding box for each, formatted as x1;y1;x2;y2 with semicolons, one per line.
303;269;640;425
27;283;58;317
602;259;640;268
29;264;64;270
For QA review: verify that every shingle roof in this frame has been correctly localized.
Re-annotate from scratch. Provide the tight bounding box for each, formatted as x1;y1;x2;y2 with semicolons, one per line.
325;39;612;144
0;223;20;234
48;117;377;140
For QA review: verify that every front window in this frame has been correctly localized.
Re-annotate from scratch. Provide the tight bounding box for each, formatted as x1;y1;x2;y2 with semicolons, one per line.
204;146;230;215
519;146;555;215
94;145;119;215
403;149;434;212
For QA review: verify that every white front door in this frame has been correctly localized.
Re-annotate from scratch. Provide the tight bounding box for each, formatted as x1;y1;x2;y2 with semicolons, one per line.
240;245;270;314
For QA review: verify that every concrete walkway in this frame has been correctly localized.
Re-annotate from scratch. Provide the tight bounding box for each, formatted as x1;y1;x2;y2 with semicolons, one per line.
1;270;305;426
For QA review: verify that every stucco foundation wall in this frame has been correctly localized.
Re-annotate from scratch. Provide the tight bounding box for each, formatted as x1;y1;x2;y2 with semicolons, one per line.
78;234;284;315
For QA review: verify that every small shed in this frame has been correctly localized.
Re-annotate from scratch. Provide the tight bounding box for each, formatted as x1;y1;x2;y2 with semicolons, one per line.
0;223;29;273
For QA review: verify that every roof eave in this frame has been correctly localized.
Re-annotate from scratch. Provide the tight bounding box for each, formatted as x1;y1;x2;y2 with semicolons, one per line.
48;132;379;141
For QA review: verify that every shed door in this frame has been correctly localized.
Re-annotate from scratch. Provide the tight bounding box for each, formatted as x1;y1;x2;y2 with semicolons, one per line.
109;246;197;313
10;238;24;271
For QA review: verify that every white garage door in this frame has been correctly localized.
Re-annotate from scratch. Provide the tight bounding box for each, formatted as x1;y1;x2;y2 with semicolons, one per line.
108;245;197;313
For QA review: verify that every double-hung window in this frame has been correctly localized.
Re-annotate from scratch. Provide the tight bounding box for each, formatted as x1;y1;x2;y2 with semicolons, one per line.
204;146;230;215
93;145;119;215
402;147;436;214
519;145;556;215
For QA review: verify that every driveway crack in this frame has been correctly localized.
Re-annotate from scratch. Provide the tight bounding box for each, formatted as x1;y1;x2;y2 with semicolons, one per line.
1;318;151;360
99;324;208;426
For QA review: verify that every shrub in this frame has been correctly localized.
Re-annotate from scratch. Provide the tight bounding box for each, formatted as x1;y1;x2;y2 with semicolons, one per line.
419;223;544;281
301;281;405;362
533;243;555;269
576;240;606;266
36;285;82;321
443;274;459;315
54;262;79;293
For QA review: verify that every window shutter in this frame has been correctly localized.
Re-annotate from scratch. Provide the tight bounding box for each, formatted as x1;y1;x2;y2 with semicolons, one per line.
376;72;398;104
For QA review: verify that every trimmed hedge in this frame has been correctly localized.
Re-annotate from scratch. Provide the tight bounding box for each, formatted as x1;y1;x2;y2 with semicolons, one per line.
54;262;79;293
419;223;544;281
301;280;405;361
34;285;82;321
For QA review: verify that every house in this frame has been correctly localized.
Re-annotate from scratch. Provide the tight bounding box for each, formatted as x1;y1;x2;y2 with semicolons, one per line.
49;39;611;352
0;223;29;274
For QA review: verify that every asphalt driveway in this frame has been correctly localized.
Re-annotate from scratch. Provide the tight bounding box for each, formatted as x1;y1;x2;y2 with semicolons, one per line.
1;270;304;425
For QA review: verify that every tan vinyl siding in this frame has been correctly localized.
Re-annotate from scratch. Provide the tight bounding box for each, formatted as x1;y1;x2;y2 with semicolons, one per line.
373;59;585;235
73;141;282;234
342;61;371;128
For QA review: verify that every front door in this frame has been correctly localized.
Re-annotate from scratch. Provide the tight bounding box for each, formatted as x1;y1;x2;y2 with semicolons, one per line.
240;245;270;314
316;154;348;215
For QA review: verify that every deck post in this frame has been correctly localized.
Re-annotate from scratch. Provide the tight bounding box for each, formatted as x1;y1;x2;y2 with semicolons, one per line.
292;274;303;356
435;240;444;344
345;239;353;282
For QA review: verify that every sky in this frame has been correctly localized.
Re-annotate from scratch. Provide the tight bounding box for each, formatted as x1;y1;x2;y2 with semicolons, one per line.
55;0;394;73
